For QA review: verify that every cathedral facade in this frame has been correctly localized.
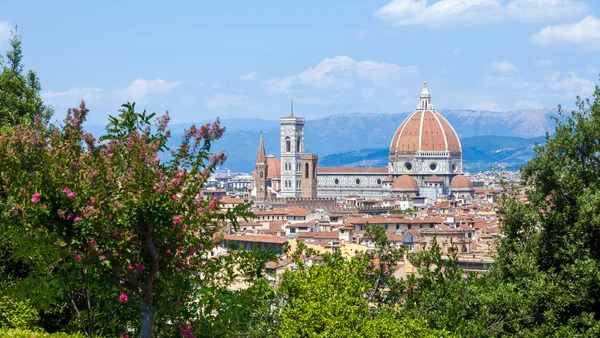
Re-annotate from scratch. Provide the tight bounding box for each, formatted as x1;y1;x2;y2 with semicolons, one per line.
253;82;474;202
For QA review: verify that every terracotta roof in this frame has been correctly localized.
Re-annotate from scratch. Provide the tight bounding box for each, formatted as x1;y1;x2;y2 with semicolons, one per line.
252;156;281;180
391;175;419;190
451;174;474;190
317;167;388;174
383;174;394;182
425;175;444;182
389;110;461;153
223;234;287;244
285;207;311;217
220;197;244;204
297;231;339;240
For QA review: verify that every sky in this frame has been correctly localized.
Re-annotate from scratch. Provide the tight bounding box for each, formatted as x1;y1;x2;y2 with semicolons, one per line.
1;0;599;125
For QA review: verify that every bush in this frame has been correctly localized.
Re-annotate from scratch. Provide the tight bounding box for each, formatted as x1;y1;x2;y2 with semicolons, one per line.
0;296;39;330
0;329;84;337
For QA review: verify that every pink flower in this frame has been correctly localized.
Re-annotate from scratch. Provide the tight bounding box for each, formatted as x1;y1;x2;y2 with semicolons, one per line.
31;192;41;204
173;216;182;226
172;194;179;200
67;214;74;221
188;247;195;255
155;157;160;163
172;178;180;185
108;153;113;159
42;204;47;209
179;323;195;338
209;197;218;209
67;191;76;199
184;224;189;230
177;171;185;178
197;193;204;199
62;187;70;194
120;333;129;338
119;293;129;303
73;117;78;124
136;264;145;272
173;300;182;307
166;249;172;255
89;239;96;245
75;254;82;261
74;217;83;222
100;255;106;260
127;265;133;270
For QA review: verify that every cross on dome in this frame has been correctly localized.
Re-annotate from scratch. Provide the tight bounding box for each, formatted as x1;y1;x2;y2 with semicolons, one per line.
418;80;433;110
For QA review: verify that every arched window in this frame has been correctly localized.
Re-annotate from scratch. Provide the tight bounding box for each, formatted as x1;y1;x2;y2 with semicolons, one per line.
297;137;302;153
285;137;291;152
259;171;263;179
305;163;309;178
313;165;317;178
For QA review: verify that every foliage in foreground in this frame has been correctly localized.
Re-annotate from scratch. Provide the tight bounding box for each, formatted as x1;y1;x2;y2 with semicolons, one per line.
0;329;84;338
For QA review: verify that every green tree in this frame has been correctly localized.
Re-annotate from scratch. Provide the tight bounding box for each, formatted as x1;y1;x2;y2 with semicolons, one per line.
0;27;53;129
0;101;253;337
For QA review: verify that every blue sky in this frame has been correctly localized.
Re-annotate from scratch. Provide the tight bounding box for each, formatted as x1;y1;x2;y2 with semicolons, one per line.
1;0;599;125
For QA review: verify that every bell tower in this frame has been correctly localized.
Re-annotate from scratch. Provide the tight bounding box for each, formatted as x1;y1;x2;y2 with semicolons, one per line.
301;154;318;199
254;132;269;201
280;100;304;198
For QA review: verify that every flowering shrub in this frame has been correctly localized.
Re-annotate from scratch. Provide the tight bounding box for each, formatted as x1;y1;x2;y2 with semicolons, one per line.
0;102;252;337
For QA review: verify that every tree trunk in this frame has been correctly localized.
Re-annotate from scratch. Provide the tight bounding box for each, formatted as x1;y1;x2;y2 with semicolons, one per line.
140;286;154;338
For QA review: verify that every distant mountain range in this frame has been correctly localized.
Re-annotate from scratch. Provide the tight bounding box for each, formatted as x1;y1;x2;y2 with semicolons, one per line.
320;135;547;172
85;108;558;172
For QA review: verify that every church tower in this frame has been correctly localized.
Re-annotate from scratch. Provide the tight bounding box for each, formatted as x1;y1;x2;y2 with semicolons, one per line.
280;101;304;198
255;132;269;201
301;154;318;199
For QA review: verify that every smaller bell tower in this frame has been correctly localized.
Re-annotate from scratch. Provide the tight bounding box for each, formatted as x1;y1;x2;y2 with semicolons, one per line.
301;154;318;199
255;132;269;201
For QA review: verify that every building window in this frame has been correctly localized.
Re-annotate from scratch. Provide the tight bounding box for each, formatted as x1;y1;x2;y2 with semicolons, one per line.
334;178;339;185
356;178;360;185
377;179;382;185
305;163;309;178
297;137;301;153
430;162;437;171
285;137;291;152
405;162;412;171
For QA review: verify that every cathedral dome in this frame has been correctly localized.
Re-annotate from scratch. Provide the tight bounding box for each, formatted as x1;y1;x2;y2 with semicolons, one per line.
389;82;461;154
391;175;419;191
389;111;461;153
450;174;474;190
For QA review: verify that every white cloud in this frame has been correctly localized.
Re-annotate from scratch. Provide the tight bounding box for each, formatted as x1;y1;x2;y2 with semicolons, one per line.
374;0;587;28
116;78;181;102
471;101;501;111
530;15;600;50
240;72;257;81
0;22;10;46
533;59;553;67
505;0;587;23
545;72;595;97
356;30;369;40
263;56;417;93
485;61;519;73
43;87;104;100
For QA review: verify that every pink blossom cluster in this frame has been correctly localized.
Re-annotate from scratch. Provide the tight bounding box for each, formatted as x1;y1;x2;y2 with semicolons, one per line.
119;293;129;303
62;187;76;199
179;323;195;338
31;192;41;204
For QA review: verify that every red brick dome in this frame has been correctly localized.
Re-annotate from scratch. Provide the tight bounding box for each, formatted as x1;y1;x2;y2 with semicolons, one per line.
391;174;419;191
390;110;461;154
450;174;474;190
